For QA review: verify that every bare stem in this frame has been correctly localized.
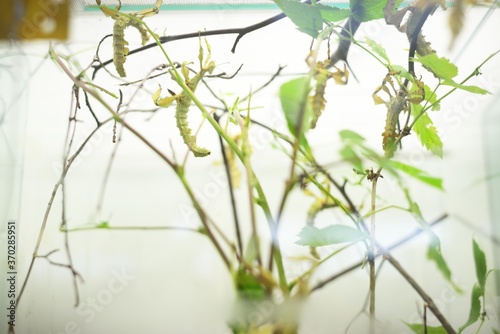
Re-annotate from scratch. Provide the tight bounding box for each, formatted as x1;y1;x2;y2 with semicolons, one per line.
369;173;380;334
382;250;457;334
311;214;448;292
50;45;232;268
235;98;262;266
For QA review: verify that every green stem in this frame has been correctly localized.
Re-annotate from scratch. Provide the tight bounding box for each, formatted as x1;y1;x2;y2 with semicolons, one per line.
177;171;231;269
235;100;262;266
352;40;387;67
288;242;355;289
49;44;232;270
410;50;500;128
361;205;409;219
369;175;379;334
61;225;201;232
143;20;290;291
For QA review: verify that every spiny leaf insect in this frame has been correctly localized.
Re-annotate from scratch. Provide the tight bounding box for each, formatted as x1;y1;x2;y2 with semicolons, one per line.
95;0;161;77
153;36;216;157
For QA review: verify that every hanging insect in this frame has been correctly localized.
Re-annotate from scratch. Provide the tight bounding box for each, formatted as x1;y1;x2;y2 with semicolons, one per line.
153;37;216;157
310;63;329;129
310;62;349;129
373;70;425;158
95;0;162;77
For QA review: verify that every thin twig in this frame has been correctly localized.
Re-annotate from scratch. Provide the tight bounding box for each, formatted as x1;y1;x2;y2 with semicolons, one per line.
60;85;82;306
58;45;232;273
368;172;381;334
240;94;263;266
311;213;448;292
424;302;428;334
92;13;287;78
16;113;112;310
268;27;331;272
215;114;243;257
382;251;457;334
327;17;362;69
37;250;84;281
344;260;387;334
62;225;201;232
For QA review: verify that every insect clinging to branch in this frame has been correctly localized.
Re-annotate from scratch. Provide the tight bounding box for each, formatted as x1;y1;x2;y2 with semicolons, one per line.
310;61;349;129
373;70;425;158
95;0;162;77
153;36;216;158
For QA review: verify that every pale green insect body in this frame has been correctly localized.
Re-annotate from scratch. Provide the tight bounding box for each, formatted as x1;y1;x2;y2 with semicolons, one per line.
112;16;130;77
310;70;329;129
175;93;211;158
153;60;215;158
382;94;406;158
112;17;151;77
96;0;160;77
174;63;215;158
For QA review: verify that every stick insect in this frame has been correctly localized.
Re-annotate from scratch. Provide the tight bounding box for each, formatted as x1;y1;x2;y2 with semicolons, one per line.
310;61;348;129
373;70;424;158
95;0;162;77
153;37;216;158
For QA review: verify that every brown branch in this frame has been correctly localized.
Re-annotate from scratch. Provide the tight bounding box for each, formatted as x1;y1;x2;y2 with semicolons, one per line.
37;249;85;282
214;113;243;258
311;213;448;292
406;1;436;77
383;252;457;334
327;16;362;68
92;12;287;79
310;213;456;333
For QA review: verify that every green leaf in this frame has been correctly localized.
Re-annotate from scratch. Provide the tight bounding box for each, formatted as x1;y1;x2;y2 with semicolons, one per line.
350;0;388;22
96;221;110;228
411;104;443;158
274;0;323;37
316;4;351;22
458;283;482;333
414;54;458;81
408;200;431;229
422;84;440;111
404;322;448;334
296;224;367;247
340;146;363;171
389;160;443;190
235;268;266;301
427;243;463;293
365;37;390;63
390;64;414;83
339;129;365;143
442;80;490;95
472;239;487;290
244;235;259;264
280;76;312;137
279;76;313;155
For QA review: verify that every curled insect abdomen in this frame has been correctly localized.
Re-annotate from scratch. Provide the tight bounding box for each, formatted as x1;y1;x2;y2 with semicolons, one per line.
176;95;210;158
310;71;328;129
112;16;130;77
382;95;406;158
128;19;150;45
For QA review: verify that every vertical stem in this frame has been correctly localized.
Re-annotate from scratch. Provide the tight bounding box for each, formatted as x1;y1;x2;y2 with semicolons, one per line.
369;259;376;332
424;303;428;334
143;23;291;286
177;170;231;270
369;174;379;334
216;127;243;257
235;108;262;267
383;253;457;334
